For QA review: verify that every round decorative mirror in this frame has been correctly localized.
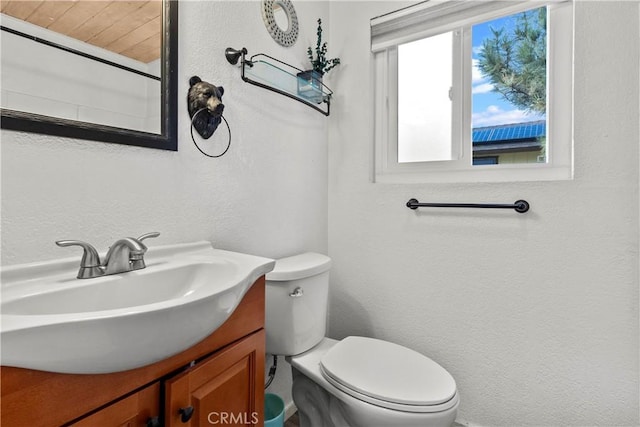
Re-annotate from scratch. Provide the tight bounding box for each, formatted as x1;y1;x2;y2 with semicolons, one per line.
261;0;298;47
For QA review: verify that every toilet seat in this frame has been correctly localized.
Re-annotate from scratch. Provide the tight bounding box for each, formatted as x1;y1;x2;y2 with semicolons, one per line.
319;336;458;413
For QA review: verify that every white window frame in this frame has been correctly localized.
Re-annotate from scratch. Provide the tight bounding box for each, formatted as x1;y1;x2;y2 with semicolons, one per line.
372;0;574;183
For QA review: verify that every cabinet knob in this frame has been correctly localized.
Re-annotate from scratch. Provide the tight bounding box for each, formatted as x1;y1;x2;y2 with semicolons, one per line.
179;406;194;423
146;416;161;427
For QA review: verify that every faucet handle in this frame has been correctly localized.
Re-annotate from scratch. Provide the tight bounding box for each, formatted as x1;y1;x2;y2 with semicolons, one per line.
55;240;100;266
137;232;160;242
129;232;159;271
55;240;103;279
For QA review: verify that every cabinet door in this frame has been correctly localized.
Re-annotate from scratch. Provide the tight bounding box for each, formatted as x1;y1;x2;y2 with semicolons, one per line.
165;330;265;427
70;382;161;427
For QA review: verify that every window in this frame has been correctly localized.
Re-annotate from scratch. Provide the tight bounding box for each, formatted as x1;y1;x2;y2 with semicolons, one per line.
398;32;457;163
372;0;573;183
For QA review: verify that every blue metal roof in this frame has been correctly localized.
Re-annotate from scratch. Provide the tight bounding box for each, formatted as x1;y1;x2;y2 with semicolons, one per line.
473;120;546;145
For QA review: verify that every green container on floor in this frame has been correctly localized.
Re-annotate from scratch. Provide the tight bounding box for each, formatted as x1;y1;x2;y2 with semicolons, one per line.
264;393;285;427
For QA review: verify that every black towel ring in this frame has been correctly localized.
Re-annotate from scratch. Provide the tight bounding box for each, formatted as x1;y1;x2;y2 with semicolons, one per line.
189;108;231;158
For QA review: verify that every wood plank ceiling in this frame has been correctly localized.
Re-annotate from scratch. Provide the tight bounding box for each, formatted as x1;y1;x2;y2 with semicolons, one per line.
1;0;162;63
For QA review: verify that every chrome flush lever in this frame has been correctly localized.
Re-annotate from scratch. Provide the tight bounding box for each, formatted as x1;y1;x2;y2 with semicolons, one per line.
289;287;304;298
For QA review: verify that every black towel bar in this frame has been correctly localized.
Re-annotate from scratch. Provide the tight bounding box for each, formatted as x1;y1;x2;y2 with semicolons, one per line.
406;198;530;213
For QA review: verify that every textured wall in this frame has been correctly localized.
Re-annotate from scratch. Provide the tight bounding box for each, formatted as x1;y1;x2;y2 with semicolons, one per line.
327;2;639;426
1;2;330;410
3;2;639;425
1;1;329;264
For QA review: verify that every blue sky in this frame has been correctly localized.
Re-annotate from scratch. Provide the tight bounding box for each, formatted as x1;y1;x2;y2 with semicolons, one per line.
471;13;546;128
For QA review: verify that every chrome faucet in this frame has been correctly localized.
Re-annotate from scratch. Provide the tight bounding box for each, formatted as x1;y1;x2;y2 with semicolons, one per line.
56;232;160;279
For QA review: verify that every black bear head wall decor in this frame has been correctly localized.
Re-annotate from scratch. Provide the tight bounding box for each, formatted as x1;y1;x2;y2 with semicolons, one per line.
187;76;225;139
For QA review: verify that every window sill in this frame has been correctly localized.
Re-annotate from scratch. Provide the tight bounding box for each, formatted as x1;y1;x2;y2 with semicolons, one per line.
374;163;573;184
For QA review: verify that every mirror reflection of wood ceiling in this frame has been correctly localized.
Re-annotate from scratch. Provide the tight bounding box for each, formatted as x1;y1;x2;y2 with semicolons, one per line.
0;0;162;63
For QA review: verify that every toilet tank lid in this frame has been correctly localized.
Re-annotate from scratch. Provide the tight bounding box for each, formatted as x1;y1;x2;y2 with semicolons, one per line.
266;253;331;281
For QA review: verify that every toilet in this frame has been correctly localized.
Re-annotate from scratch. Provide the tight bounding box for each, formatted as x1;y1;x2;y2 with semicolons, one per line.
265;253;459;427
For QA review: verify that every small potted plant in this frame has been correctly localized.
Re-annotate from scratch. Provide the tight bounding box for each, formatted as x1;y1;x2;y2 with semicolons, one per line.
297;18;340;104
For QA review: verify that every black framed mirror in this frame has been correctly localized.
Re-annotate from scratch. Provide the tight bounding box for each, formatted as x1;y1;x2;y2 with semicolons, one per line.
0;0;178;151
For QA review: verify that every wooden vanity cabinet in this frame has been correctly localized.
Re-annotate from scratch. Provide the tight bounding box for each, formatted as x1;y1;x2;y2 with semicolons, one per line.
0;278;266;427
69;382;161;427
165;331;264;427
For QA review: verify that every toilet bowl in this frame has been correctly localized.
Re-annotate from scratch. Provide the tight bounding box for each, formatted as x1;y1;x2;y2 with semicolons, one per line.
265;253;459;427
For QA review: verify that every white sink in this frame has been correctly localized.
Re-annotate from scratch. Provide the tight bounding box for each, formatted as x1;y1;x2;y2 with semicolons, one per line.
1;242;275;374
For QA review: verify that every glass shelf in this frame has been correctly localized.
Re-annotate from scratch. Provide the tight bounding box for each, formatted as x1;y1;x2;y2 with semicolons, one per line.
239;53;332;116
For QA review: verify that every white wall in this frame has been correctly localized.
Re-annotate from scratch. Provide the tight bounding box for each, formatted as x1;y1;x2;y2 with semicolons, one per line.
2;2;638;425
1;0;329;263
1;0;329;408
328;1;639;426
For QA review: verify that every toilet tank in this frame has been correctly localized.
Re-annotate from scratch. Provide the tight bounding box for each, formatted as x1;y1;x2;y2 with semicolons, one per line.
265;253;331;356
